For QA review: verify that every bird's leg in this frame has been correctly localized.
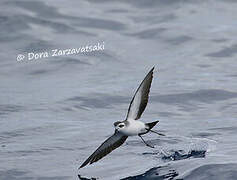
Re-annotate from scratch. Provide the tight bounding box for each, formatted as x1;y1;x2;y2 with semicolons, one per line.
149;129;165;136
139;135;154;148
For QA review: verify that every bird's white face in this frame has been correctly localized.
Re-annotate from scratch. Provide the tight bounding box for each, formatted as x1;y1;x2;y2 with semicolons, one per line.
115;122;126;131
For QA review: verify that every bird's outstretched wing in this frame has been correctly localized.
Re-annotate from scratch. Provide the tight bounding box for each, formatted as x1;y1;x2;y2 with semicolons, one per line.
79;131;128;168
126;67;154;120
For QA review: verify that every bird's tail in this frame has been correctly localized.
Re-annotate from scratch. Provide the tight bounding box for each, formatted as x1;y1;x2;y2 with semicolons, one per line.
145;120;159;130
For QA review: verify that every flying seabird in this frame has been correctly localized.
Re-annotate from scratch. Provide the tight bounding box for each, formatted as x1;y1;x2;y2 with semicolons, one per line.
79;67;164;169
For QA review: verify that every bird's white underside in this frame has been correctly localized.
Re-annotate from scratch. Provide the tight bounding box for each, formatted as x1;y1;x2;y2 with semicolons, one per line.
119;119;146;136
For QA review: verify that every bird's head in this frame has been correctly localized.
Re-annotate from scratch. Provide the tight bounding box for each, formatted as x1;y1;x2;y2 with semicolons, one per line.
114;121;126;131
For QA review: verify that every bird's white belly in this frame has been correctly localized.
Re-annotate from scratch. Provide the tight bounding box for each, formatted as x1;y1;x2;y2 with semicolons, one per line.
120;120;146;136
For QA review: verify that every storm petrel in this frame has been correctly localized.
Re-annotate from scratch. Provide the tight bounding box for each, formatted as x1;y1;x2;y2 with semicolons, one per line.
79;67;164;168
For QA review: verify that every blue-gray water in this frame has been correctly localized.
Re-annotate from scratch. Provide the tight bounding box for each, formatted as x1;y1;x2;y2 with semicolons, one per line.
1;0;237;179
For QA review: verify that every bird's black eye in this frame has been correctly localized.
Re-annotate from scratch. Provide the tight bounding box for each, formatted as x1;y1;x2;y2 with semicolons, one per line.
118;124;124;128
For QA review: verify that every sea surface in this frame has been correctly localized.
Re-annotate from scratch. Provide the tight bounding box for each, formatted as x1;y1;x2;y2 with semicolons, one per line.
1;0;237;179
